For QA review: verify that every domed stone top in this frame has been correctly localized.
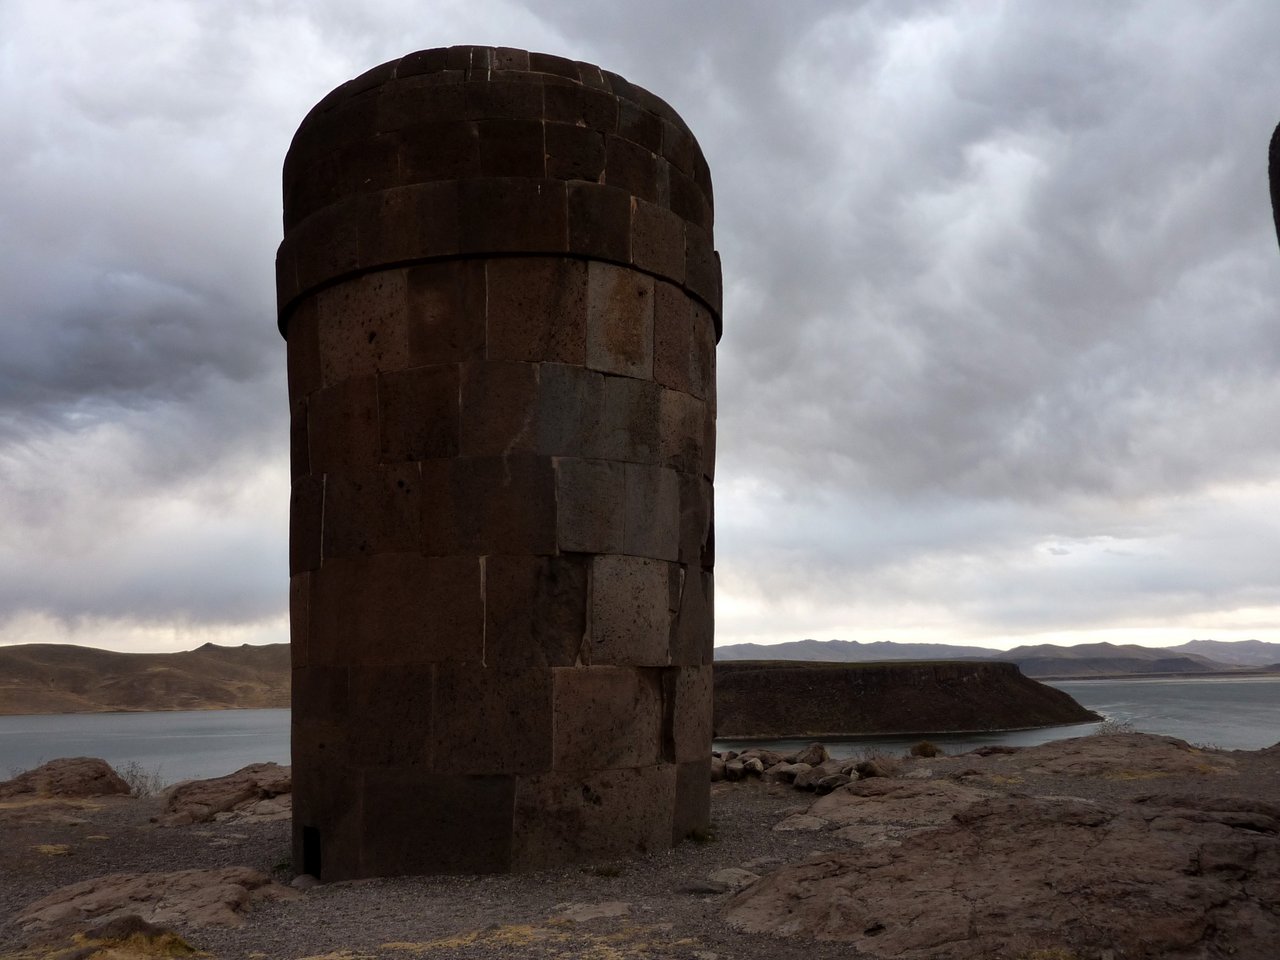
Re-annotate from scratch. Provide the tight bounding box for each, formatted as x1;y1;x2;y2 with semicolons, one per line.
276;46;720;339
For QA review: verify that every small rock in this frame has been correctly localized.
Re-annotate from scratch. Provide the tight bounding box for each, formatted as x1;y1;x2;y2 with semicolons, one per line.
855;759;892;779
724;759;745;782
742;758;765;776
773;814;829;832
903;768;933;780
289;874;319;890
706;868;759;891
795;759;847;791
558;901;631;922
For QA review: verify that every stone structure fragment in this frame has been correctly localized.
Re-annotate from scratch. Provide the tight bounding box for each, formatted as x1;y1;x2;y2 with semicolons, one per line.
277;45;720;879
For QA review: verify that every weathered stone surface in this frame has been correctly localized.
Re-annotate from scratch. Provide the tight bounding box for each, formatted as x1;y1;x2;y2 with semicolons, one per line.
486;258;587;364
18;867;298;930
663;666;713;763
727;791;1280;959
315;270;408;385
555;458;625;553
432;664;553;774
308;554;482;665
158;763;292;826
0;758;130;800
376;364;460;462
420;455;557;555
319;464;421;560
588;556;671;665
622;463;679;561
511;765;675;869
483;554;586;668
586;260;654;379
552;666;662;771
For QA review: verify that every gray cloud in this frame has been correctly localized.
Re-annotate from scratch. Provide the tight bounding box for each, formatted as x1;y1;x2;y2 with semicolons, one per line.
2;0;1279;650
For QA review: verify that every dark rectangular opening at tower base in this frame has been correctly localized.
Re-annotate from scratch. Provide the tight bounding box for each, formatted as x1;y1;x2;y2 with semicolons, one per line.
302;825;322;879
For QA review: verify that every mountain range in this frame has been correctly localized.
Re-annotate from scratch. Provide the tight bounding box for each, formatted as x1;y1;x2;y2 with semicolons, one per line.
713;638;1280;678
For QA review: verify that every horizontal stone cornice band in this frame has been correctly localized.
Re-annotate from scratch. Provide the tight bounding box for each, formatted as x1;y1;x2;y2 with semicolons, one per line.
276;178;723;340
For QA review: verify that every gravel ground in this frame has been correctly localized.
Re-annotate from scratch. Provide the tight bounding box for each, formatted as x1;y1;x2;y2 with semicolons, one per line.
3;739;1277;960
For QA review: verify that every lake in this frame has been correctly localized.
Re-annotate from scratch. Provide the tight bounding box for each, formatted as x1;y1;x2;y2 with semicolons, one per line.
1;676;1276;785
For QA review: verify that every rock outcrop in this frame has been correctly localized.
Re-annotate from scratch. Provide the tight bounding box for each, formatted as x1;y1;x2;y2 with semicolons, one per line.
157;763;292;826
726;734;1277;959
16;866;299;931
713;660;1098;738
0;757;130;799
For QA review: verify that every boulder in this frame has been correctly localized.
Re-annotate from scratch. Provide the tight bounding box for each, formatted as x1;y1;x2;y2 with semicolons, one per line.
791;743;828;766
0;757;130;799
723;759;745;782
727;791;1280;958
814;774;852;794
710;757;726;782
157;763;291;826
764;762;811;784
794;759;847;791
17;866;299;931
741;758;765;776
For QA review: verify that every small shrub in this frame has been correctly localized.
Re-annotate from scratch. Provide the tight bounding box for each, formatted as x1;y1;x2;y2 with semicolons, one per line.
909;740;943;758
117;760;167;798
1093;719;1135;736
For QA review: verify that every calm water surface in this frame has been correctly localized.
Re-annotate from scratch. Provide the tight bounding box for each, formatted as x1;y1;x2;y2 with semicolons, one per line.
1;676;1275;785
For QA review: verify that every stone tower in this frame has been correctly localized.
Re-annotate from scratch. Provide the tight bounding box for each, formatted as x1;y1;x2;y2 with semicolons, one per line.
277;46;719;879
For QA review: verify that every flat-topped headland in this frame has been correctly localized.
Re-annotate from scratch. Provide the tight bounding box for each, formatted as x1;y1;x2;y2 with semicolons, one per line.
713;659;1099;738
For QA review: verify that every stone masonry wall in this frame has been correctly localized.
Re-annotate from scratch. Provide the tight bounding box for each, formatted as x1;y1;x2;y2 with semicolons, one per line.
278;46;719;879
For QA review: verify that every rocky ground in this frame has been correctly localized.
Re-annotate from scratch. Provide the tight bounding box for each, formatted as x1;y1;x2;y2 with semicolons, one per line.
2;734;1278;960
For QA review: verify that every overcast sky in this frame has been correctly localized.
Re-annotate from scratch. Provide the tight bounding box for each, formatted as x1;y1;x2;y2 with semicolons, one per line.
3;0;1279;654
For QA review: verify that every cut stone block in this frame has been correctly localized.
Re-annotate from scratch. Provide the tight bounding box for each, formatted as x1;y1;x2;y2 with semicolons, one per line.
605;134;658;202
377;365;460;463
290;398;309;480
631;199;685;281
486;258;587;363
309;554;483;666
623;463;679;561
662;665;713;762
360;771;515;875
652;281;694;397
483;554;587;669
307;376;380;473
290;574;310;668
289;476;324;574
405;259;485;363
399;121;479;183
320;463;422;560
478;118;546;178
552;666;662;771
432;663;554;774
672;757;711;843
670;565;713;667
676;472;713;567
346;663;435;768
290;743;362;881
589;556;671;666
568;182;631;263
586;260;654;379
286;297;321;402
658;388;705;475
356;182;461;270
546;122;606;182
536;363;604;457
459;361;537;456
315;270;409;386
592;374;661;464
555;458;625;554
420;455;557;555
511;764;676;869
458;178;568;253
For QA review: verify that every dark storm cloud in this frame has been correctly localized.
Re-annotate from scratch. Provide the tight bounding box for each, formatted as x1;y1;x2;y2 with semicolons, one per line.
2;0;1279;648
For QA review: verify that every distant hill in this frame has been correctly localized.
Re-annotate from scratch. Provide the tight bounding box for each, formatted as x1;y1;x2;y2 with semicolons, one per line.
712;638;1278;678
1165;639;1280;667
714;639;994;661
0;643;290;715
